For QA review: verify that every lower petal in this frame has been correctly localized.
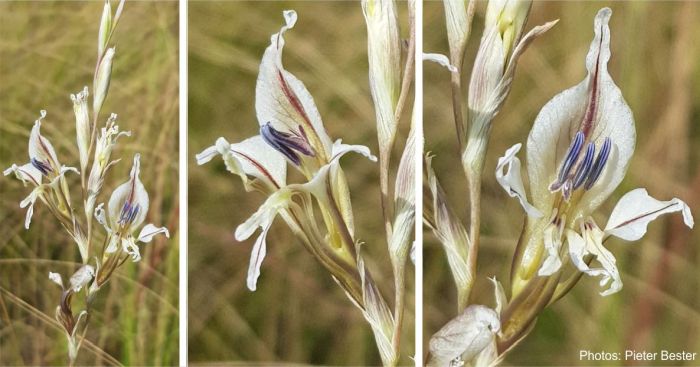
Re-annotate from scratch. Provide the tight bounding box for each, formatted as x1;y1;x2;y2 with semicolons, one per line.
246;223;271;291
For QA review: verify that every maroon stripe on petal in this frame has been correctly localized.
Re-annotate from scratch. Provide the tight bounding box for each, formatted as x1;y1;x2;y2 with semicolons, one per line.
277;69;314;132
232;149;281;190
581;31;604;137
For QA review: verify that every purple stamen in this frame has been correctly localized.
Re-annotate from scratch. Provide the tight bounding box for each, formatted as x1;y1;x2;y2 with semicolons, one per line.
572;143;595;189
584;137;612;190
559;132;585;182
31;158;52;176
118;201;140;226
260;122;315;166
119;201;131;224
550;132;584;192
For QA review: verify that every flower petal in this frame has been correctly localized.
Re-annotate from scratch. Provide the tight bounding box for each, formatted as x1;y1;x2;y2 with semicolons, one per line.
137;223;170;243
19;188;42;229
235;188;292;241
122;237;141;262
489;277;507;315
423;53;458;73
28;111;61;174
69;265;95;292
255;10;332;158
246;222;271;291
94;203;111;233
107;154;149;230
567;220;622;296
538;215;565;276
527;8;635;218
4;163;43;186
330;139;378;164
231;136;287;188
495;143;542;218
605;188;694;241
49;272;64;289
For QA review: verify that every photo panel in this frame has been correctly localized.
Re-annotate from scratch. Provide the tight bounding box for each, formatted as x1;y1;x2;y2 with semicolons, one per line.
188;1;415;365
0;1;179;365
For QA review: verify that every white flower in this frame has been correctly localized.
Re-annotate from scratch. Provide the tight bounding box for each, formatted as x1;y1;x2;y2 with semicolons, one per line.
496;8;693;296
4;111;78;229
96;155;169;262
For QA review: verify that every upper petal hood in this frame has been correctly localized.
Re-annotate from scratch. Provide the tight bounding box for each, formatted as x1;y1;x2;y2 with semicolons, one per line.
255;10;332;161
526;8;635;220
107;154;149;231
28;111;62;176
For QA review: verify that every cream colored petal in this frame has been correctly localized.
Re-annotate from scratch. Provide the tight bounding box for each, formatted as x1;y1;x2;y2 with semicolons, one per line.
137;223;170;243
122;237;141;262
605;188;694;241
527;8;634;220
107;155;149;230
4;163;43;186
423;53;458;73
489;277;507;315
570;219;622;296
495;144;542;218
235;188;292;241
538;217;564;276
28;111;61;172
231;136;287;188
255;10;332;157
19;188;42;229
246;222;271;291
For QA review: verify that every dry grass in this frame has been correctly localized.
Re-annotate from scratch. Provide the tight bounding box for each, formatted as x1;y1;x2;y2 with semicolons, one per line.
188;1;412;366
424;1;700;365
0;2;179;365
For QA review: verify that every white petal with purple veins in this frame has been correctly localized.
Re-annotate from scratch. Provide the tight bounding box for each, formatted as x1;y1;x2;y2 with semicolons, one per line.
605;188;694;241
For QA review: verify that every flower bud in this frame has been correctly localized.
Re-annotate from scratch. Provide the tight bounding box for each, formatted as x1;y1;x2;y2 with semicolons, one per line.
93;47;115;119
362;0;401;154
71;87;90;172
485;0;532;60
98;0;112;58
443;0;475;65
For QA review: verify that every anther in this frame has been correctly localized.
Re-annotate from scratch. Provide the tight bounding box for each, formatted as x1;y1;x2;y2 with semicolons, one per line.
31;158;52;176
572;142;595;189
550;131;584;192
584;137;612;190
260;122;315;166
559;131;584;182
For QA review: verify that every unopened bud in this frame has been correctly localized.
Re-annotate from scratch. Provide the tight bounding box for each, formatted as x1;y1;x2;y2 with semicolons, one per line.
362;0;401;153
93;47;115;119
71;87;90;172
98;0;112;58
485;0;532;60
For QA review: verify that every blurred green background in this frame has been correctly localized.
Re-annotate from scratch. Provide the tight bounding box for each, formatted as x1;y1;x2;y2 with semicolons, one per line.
188;1;413;365
425;1;700;366
0;2;179;366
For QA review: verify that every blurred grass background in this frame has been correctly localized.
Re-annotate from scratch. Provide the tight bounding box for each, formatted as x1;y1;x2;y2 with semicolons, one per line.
425;1;700;366
0;1;179;366
188;1;413;365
